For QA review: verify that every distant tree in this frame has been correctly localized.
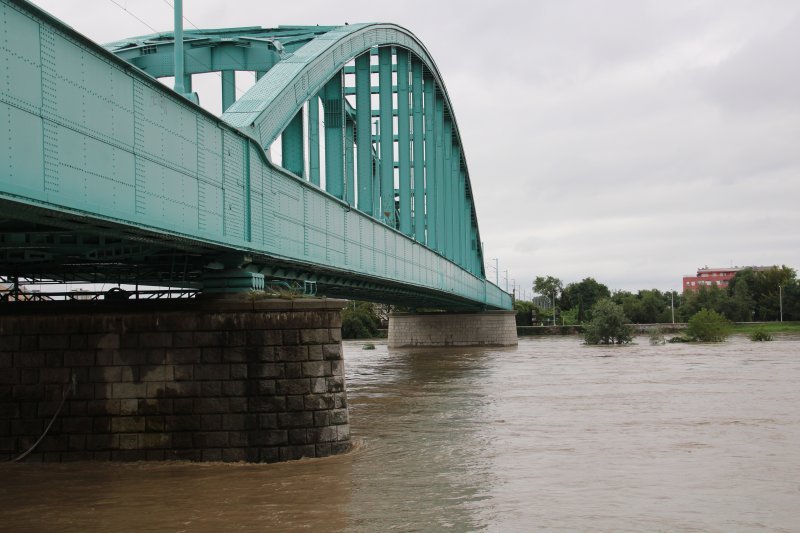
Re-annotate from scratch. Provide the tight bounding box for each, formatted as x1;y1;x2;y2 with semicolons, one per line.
533;276;563;303
680;285;731;321
560;277;610;322
782;281;800;321
612;289;673;324
686;308;730;342
341;301;380;339
738;266;796;321
584;299;634;345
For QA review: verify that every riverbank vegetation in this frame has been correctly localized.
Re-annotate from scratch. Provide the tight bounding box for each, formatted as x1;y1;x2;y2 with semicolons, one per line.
583;299;634;345
522;266;799;332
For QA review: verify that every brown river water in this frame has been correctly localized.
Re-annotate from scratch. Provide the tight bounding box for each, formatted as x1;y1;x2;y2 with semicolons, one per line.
2;335;799;532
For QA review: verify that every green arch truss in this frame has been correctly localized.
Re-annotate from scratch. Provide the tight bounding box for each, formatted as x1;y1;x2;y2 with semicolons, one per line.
0;0;510;310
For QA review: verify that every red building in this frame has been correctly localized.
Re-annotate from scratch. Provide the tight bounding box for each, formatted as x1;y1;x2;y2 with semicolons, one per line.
682;266;772;293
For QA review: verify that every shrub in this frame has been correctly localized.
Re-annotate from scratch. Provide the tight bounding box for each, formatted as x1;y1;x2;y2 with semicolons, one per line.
584;299;634;345
342;301;380;339
667;335;691;343
749;328;773;342
686;308;730;342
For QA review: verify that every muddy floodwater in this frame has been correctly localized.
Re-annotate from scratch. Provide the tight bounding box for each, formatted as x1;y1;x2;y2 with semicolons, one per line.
2;335;799;531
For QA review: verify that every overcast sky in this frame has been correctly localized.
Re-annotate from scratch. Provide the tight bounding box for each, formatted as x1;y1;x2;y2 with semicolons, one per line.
30;0;800;295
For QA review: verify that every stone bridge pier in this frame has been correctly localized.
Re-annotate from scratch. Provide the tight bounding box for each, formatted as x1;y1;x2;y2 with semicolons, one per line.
388;311;518;347
0;298;350;462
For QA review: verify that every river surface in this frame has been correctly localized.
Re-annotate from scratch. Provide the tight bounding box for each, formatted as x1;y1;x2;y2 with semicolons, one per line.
2;335;799;532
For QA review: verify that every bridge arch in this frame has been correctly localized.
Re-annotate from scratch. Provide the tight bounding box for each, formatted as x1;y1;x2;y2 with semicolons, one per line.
223;24;485;279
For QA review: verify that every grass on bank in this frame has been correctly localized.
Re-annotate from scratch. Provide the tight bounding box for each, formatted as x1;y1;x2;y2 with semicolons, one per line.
729;322;800;335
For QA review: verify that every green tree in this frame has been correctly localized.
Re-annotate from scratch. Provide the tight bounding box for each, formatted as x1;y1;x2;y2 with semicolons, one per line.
680;285;731;321
560;277;610;322
583;299;634;345
729;266;796;321
686;308;730;342
341;301;380;339
533;276;563;303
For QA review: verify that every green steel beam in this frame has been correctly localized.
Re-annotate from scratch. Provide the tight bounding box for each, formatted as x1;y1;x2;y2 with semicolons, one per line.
281;109;304;177
460;167;469;271
355;52;373;216
345;118;355;205
443;117;454;261
423;72;437;250
308;95;321;186
221;70;236;111
396;48;412;236
434;94;445;254
323;72;344;200
378;47;394;226
411;57;425;244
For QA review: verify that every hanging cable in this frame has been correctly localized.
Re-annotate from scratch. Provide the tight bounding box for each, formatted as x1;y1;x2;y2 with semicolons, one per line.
10;373;76;462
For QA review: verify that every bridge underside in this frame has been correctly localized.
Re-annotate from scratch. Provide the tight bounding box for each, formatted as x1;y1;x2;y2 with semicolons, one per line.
0;199;486;311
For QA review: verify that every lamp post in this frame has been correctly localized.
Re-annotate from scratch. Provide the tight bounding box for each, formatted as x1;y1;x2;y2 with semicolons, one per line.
670;291;675;324
492;258;499;286
504;270;508;292
779;285;783;322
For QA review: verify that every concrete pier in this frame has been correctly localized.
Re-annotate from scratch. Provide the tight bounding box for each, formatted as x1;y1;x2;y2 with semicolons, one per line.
388;311;518;347
0;298;350;462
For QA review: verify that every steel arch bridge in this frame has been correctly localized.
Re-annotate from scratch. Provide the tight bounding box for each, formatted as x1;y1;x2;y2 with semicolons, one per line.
0;0;512;310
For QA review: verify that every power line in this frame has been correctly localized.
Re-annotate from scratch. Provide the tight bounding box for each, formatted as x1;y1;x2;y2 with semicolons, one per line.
105;0;250;101
159;0;252;98
106;0;160;34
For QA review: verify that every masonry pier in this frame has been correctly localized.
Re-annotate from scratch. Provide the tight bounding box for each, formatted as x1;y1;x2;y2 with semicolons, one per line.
0;298;350;462
388;311;518;347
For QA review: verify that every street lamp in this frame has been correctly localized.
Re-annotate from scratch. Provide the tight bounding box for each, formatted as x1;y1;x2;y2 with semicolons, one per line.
670;291;675;324
779;285;783;322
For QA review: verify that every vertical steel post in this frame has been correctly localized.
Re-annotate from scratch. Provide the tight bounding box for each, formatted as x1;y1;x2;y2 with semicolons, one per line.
173;0;186;94
308;95;320;186
423;73;437;249
461;169;469;269
345;118;355;204
396;49;412;236
442;117;453;260
411;57;425;243
323;72;344;200
282;109;304;177
434;94;445;253
221;70;235;111
378;47;394;226
355;52;373;215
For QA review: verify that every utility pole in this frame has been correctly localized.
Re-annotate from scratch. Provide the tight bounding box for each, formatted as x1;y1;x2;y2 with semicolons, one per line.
671;291;675;324
779;285;783;322
492;258;499;286
504;270;508;292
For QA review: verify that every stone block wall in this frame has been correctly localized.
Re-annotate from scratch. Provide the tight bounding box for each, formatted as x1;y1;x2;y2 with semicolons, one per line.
0;298;350;462
388;311;518;347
